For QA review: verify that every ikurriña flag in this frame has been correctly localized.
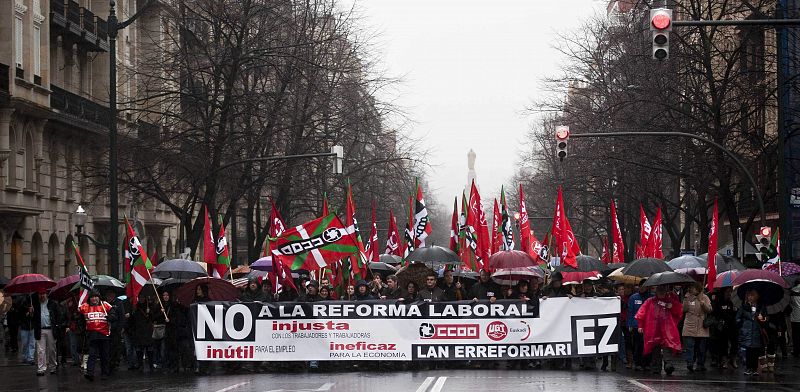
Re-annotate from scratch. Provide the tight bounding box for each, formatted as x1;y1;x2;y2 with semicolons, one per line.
271;213;360;271
124;218;153;307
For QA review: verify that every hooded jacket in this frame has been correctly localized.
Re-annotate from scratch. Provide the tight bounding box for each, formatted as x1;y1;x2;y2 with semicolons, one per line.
635;292;683;355
354;280;374;301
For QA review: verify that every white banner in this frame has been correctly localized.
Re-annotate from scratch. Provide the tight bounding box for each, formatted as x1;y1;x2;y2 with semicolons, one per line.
191;297;620;361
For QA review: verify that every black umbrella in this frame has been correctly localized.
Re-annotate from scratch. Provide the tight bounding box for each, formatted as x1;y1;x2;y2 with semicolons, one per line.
622;258;673;278
379;254;403;265
698;253;746;272
438;268;479;281
642;271;695;288
406;246;461;266
368;262;398;273
555;255;604;273
602;263;628;275
92;275;126;294
152;259;208;280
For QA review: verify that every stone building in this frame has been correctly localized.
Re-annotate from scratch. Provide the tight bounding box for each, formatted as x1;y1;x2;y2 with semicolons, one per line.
0;0;178;280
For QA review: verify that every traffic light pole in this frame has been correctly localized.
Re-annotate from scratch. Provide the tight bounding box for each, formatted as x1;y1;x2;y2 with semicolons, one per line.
569;131;766;228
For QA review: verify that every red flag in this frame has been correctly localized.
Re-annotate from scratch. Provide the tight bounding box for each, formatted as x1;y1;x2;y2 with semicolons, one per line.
385;209;401;256
321;193;330;217
550;187;579;268
601;236;610;264
637;205;651;258
265;198;287;256
413;182;432;248
610;200;625;262
449;197;459;253
706;199;718;291
468;180;490;268
519;184;532;253
270;254;298;295
365;201;380;263
203;205;216;264
151;249;158;267
491;198;502;255
644;207;663;259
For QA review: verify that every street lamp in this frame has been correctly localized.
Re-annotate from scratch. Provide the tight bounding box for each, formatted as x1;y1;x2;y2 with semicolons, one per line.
72;205;110;250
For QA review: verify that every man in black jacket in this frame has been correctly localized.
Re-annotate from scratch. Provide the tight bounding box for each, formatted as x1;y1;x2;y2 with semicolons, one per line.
468;270;499;301
380;275;405;300
33;290;65;375
440;270;465;301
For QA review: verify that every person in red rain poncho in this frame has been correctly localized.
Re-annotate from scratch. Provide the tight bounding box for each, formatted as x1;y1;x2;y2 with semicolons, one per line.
635;285;683;375
79;291;114;381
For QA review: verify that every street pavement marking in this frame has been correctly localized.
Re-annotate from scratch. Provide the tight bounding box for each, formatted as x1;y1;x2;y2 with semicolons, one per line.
637;378;789;384
628;379;658;392
264;382;335;392
430;377;448;392
216;381;251;392
415;377;436;392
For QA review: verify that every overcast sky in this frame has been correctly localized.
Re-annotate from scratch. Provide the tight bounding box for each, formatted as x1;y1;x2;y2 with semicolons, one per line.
343;0;606;204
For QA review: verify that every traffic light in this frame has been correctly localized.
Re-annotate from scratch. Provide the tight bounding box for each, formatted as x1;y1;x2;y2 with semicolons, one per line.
650;8;672;60
555;126;569;161
754;226;771;261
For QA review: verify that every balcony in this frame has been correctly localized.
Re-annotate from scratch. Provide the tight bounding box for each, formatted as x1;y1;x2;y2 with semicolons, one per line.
50;1;109;52
50;85;110;128
0;63;9;103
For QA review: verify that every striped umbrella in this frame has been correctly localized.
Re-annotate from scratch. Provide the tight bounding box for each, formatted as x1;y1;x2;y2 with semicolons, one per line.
714;270;742;288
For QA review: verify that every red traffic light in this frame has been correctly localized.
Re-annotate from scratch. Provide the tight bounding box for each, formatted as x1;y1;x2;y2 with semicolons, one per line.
555;126;570;140
759;226;771;238
651;13;671;30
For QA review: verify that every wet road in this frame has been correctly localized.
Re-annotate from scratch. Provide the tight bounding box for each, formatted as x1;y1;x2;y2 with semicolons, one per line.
3;357;800;392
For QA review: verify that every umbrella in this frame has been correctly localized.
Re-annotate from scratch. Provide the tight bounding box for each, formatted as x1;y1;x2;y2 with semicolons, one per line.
438;268;478;281
764;262;800;277
4;274;57;294
152;259;208;280
368;262;398;273
250;256;273;272
621;258;673;278
231;265;252;278
608;267;643;284
714;270;742;288
667;255;706;274
561;271;603;285
406;246;461;266
555;255;605;273
246;270;269;280
698;253;746;272
488;250;537;269
395;263;436;291
730;269;788;308
49;274;80;301
732;286;790;314
642;271;695;288
379;254;403;265
0;276;10;288
602;263;628;275
491;267;544;285
139;278;164;297
174;277;240;305
92;275;126;294
231;278;249;289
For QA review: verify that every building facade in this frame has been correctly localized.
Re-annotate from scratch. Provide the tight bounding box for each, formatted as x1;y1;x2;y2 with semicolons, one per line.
0;0;178;280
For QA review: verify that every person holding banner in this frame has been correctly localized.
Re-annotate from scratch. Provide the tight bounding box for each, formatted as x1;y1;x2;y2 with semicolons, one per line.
635;285;682;375
79;291;114;381
469;270;499;301
419;273;444;302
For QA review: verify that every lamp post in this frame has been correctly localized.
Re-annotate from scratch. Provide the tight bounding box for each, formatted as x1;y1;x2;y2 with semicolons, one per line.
73;205;111;250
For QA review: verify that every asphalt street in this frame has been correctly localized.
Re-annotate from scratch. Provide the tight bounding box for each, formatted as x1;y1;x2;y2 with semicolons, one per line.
2;356;800;392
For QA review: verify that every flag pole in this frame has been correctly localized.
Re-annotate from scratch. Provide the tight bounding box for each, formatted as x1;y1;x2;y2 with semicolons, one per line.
144;265;168;322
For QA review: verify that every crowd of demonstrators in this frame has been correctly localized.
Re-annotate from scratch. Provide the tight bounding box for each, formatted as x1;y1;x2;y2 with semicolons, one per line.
3;270;800;379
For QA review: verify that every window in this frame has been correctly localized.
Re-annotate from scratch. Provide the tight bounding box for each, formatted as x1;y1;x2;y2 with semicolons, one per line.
33;25;41;77
14;15;23;69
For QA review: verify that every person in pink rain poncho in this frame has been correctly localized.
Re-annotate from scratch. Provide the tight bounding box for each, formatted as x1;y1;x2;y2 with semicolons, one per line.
635;285;683;375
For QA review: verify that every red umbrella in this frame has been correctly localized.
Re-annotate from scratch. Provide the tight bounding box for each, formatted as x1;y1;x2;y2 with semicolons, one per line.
4;274;56;294
174;276;240;305
488;250;537;270
731;269;788;288
491;267;544;285
561;271;602;285
49;274;80;301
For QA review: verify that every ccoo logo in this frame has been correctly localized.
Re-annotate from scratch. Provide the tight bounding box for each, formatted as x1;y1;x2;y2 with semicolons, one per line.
486;321;508;341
